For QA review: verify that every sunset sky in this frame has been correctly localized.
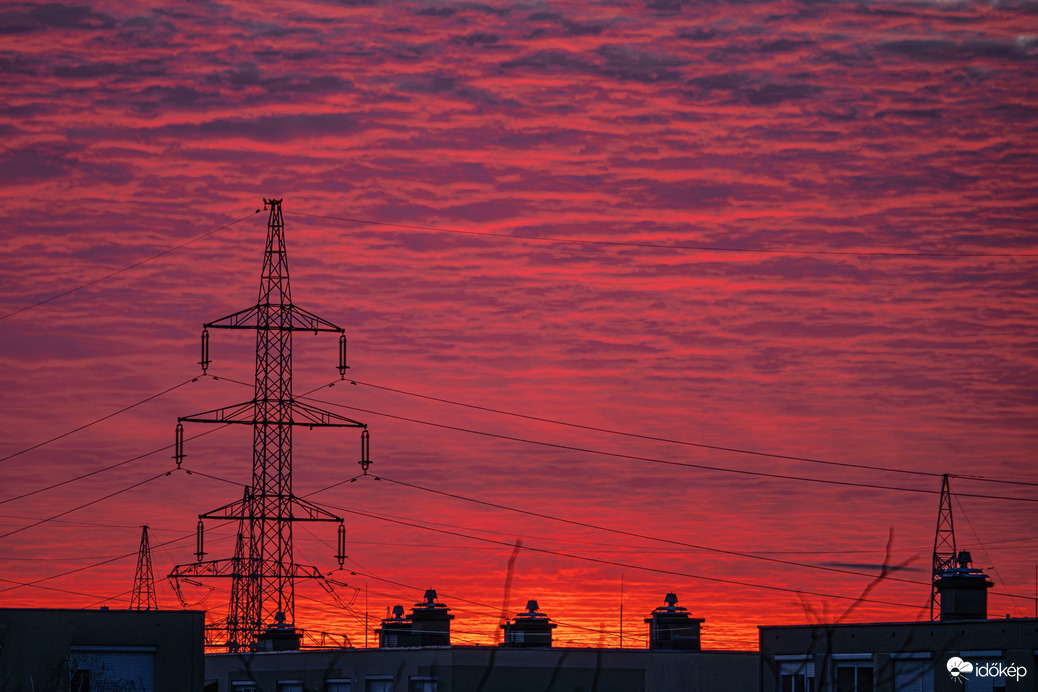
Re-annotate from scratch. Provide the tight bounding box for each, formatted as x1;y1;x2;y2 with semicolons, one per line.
1;0;1037;651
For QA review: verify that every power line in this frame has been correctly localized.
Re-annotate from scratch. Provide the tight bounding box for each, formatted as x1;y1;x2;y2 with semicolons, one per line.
323;500;925;611
304;479;934;610
183;466;243;488
0;575;133;603
340;538;918;556
85;587;136;610
219;374;1035;493
368;475;1038;606
953;495;1022;612
0;423;229;506
0;513;170;531
306;484;742;556
373;474;927;587
287;210;1038;259
307;473;928;587
0;209;260;321
300;391;1038;504
0;376;201;466
347;379;1038;489
0;370;294;505
0;529;194;595
0;468;174;542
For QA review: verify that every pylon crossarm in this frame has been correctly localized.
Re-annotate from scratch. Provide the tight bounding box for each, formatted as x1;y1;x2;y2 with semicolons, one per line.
204;305;262;330
284;304;345;334
181;400;365;428
291;400;366;427
198;497;340;522
179;402;255;425
169;556;252;579
205;304;344;334
198;496;251;521
288;495;344;523
292;564;326;579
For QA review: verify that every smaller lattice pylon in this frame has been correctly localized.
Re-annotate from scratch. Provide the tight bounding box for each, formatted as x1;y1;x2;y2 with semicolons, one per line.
131;525;158;611
930;474;956;620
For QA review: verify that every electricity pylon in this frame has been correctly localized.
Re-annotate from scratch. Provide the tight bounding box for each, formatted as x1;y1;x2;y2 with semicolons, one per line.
930;473;956;620
130;525;158;610
169;199;370;651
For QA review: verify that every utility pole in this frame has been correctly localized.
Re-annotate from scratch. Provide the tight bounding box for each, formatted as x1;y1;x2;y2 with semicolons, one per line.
930;474;957;621
130;525;158;611
170;199;370;651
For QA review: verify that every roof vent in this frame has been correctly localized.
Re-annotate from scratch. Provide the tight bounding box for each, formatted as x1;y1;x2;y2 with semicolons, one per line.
936;551;993;621
645;593;704;651
501;599;557;648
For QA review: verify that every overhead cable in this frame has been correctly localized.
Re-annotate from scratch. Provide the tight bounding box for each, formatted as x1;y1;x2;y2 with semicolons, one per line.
0;528;194;595
288;210;1038;259
300;392;1038;504
374;474;927;587
0;576;132;602
0;423;229;506
0;376;199;465
323;500;924;611
0;209;260;321
0;469;173;542
347;378;1038;488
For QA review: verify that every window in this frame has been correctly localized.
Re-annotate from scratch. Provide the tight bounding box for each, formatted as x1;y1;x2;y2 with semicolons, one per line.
409;678;437;692
279;682;304;692
68;648;156;692
232;683;259;692
325;680;351;692
781;661;815;692
836;663;874;692
894;661;933;692
367;679;393;692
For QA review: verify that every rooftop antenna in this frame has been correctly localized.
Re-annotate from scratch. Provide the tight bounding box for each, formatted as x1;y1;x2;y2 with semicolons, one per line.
930;474;957;620
130;525;158;611
169;199;369;651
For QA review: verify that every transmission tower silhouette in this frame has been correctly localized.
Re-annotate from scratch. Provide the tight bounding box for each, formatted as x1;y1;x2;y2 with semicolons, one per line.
130;525;158;611
930;473;957;620
169;199;370;652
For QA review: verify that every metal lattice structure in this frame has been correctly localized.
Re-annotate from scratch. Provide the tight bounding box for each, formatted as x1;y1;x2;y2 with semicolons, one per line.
169;199;370;651
930;473;957;620
130;525;158;611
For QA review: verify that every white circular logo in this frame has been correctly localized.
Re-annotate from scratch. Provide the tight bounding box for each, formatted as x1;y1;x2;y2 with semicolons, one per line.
947;657;974;680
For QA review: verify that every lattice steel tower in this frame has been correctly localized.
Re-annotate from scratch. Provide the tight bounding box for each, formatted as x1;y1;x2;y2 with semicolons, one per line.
930;473;957;620
130;525;158;611
170;199;370;651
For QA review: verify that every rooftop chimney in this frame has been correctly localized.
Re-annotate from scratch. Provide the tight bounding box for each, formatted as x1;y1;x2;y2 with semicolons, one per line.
255;611;302;651
378;589;454;648
936;551;993;621
500;599;557;648
645;593;704;650
376;604;411;648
